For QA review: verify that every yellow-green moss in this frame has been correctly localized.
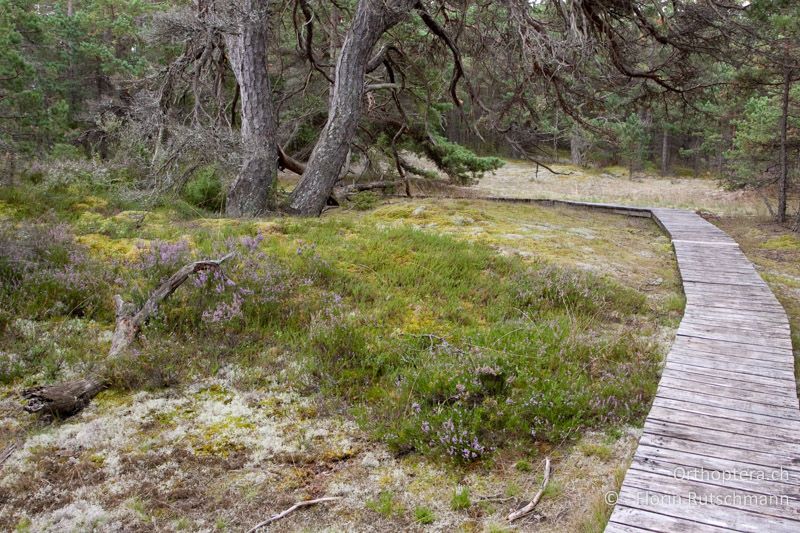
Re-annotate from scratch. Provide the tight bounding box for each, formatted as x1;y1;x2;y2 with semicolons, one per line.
190;415;255;458
76;233;143;260
0;200;18;219
761;235;800;251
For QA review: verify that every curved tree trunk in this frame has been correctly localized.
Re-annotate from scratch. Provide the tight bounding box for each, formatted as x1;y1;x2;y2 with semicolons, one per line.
284;0;416;216
224;0;278;217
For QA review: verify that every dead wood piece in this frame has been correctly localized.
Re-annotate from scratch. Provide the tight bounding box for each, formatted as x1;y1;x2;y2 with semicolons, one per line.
508;456;551;522
278;145;306;175
109;252;234;358
338;180;403;195
246;497;341;532
23;252;234;418
21;377;107;418
1;442;17;466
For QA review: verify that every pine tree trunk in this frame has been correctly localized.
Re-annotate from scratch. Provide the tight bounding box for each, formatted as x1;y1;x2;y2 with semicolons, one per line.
284;0;416;216
778;68;790;223
570;127;583;166
661;127;669;176
224;0;278;217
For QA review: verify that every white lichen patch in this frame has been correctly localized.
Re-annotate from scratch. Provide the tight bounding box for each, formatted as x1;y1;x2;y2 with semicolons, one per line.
29;500;109;533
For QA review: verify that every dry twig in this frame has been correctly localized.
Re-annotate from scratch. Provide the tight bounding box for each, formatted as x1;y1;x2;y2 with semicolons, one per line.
508;457;551;522
0;443;16;466
247;497;341;532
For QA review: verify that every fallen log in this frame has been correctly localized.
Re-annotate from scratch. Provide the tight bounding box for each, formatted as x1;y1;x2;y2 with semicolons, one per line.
22;253;234;418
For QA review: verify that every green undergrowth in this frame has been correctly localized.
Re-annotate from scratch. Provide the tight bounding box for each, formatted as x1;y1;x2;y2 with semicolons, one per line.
0;175;666;462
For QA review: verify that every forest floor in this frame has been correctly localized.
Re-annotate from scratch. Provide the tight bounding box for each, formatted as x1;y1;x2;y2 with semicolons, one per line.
0;166;681;532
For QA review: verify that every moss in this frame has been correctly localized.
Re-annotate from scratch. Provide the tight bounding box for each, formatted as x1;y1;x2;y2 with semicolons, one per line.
195;384;233;402
0;200;18;219
191;415;255;458
76;233;142;260
761;235;800;251
70;195;109;213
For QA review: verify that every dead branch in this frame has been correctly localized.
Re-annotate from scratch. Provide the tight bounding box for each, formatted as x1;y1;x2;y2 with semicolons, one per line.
246;497;341;532
508;457;551;522
22;252;234;418
338;180;403;194
279;145;306;175
110;252;235;358
1;443;16;466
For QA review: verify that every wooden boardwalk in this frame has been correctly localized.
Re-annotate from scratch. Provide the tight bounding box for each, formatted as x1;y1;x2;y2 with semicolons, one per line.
603;207;800;532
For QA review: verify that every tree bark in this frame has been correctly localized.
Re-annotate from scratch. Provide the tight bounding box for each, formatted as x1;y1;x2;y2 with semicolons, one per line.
224;0;279;217
570;127;584;166
284;0;416;216
778;68;790;223
661;127;670;176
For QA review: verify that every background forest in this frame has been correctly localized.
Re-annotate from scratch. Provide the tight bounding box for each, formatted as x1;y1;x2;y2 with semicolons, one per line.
1;0;798;221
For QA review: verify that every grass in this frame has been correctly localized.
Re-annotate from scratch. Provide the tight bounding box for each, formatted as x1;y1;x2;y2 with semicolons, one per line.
366;491;403;517
413;505;435;524
0;167;681;531
450;485;471;510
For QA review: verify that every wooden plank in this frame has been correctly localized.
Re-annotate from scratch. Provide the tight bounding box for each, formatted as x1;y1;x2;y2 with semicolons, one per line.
643;419;800;462
656;385;800;420
658;373;799;409
664;361;798;391
681;312;790;329
667;347;796;372
630;456;800;499
666;353;796;381
651;397;800;432
672;335;794;357
615;484;800;532
675;326;794;349
609;506;737;532
603;521;655;533
637;434;800;480
622;469;800;518
647;404;800;444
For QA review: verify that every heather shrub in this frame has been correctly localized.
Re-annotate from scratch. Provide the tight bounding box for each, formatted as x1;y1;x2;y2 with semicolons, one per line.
0;221;112;323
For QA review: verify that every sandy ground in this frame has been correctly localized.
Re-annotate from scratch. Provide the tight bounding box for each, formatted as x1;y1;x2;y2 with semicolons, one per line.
464;161;767;216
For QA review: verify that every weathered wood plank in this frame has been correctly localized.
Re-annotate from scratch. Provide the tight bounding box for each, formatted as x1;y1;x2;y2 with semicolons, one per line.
656;385;800;420
643;418;800;461
608;506;737;532
561;205;800;532
636;436;800;482
658;373;799;408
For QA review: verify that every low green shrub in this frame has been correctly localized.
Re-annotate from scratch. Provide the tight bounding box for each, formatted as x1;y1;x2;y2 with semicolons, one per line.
182;166;224;212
